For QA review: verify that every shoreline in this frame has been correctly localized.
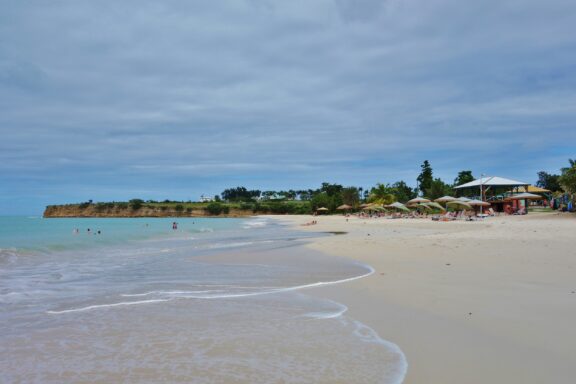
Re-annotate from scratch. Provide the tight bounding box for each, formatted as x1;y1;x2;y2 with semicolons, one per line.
271;213;576;383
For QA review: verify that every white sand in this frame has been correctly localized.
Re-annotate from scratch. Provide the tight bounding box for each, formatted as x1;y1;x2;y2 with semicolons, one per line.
271;213;576;383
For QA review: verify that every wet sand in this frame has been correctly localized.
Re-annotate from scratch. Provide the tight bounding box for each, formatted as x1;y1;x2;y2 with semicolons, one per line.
273;213;576;383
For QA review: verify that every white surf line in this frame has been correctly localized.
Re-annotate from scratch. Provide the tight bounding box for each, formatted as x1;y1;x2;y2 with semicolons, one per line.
351;319;408;384
301;299;349;320
46;299;169;314
127;264;375;300
47;263;374;314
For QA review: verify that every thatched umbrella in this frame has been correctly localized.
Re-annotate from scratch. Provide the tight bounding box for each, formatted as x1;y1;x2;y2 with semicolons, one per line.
468;199;491;207
447;201;473;210
407;197;431;204
336;204;352;210
425;202;446;211
434;196;457;203
362;204;383;212
414;203;433;211
508;192;542;214
434;195;456;210
386;202;410;212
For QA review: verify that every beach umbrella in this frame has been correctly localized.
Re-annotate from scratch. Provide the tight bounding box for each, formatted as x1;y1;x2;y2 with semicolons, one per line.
467;199;491;207
336;204;352;210
407;197;431;204
447;201;473;210
508;193;542;200
434;196;457;203
414;203;433;211
425;202;446;211
386;202;410;212
434;196;456;210
316;207;329;211
456;197;472;202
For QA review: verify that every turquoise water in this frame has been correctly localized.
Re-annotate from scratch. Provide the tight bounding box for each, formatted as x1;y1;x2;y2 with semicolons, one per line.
0;216;407;383
0;216;242;252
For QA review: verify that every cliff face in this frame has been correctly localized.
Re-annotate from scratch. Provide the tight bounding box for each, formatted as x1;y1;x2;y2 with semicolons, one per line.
43;205;254;218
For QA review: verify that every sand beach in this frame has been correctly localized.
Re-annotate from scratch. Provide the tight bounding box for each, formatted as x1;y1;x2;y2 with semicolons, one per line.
274;213;576;383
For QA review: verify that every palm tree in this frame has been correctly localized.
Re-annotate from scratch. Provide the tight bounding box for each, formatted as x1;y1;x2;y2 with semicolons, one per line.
368;184;396;205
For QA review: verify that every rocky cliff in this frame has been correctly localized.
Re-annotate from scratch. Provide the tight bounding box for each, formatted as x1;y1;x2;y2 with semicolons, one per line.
43;205;254;218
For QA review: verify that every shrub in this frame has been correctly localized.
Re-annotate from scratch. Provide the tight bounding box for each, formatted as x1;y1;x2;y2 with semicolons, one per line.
205;202;229;215
251;202;262;213
129;199;144;210
95;202;114;212
239;202;254;211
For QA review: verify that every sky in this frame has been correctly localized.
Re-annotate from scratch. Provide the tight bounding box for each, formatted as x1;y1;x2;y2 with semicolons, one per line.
1;0;575;214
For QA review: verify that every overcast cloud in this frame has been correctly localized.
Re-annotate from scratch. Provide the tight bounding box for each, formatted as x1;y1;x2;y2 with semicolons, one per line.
1;0;575;213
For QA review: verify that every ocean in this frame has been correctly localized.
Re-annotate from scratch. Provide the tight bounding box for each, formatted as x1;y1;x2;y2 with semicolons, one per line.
0;216;406;383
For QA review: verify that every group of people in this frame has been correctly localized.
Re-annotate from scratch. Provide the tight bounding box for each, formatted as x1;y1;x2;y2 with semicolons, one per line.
74;228;102;235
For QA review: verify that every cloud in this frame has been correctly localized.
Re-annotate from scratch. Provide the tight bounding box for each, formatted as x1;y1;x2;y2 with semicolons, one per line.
334;0;388;22
1;0;576;213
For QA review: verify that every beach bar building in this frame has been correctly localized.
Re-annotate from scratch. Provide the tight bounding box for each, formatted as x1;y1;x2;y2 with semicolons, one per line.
454;176;531;214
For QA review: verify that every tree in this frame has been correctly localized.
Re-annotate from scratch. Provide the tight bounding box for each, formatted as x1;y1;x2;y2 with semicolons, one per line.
341;187;360;207
368;184;396;205
417;160;433;196
536;171;561;192
454;170;475;186
320;182;343;197
129;199;144;210
286;190;297;200
221;187;261;202
390;181;417;202
428;178;453;200
310;192;342;213
559;159;576;193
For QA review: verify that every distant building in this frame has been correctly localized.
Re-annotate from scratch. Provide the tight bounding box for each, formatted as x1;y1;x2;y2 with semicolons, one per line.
200;195;214;202
258;193;286;201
